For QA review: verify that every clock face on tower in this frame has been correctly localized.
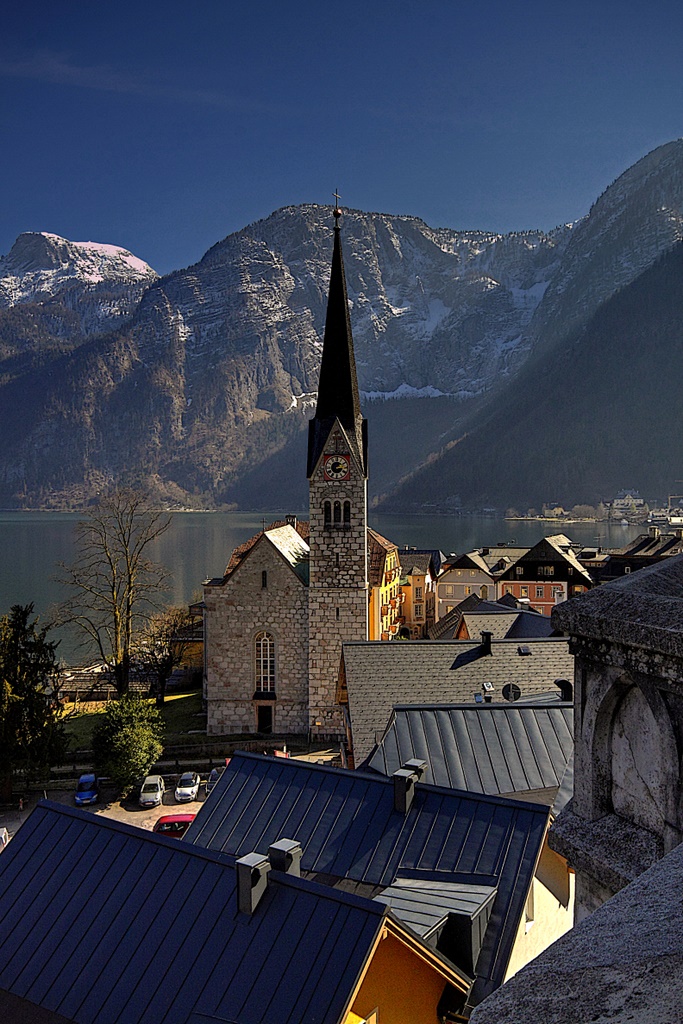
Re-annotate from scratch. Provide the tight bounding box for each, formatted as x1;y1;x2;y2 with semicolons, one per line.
324;454;350;480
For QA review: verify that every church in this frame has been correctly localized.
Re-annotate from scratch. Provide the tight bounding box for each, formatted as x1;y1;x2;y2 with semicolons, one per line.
203;203;375;739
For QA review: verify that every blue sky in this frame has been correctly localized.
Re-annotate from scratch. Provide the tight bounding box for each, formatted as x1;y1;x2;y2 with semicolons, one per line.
1;1;682;274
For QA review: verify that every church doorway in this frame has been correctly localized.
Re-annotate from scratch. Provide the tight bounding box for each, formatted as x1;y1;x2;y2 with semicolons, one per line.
257;705;273;734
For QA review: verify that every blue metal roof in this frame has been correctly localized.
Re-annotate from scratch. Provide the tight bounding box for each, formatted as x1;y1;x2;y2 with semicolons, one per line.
187;752;550;1005
367;702;574;804
0;801;396;1024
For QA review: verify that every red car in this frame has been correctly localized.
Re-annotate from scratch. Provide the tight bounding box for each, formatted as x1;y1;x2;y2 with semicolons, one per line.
152;813;196;839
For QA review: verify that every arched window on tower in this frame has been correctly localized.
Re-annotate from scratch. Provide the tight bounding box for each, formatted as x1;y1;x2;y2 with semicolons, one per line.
324;501;332;528
343;501;351;528
334;500;342;526
254;631;275;693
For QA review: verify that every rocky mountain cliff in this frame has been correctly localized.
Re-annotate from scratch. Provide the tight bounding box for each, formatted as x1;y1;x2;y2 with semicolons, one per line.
2;140;683;510
379;239;683;511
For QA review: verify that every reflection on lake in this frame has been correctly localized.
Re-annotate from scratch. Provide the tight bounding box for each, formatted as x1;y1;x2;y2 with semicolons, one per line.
0;509;643;663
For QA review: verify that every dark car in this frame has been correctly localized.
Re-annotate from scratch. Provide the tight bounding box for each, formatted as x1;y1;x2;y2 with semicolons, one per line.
74;773;99;806
206;766;226;796
152;813;196;839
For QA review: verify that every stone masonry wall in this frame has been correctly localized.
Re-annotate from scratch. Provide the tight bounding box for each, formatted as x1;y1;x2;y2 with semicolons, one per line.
204;540;309;736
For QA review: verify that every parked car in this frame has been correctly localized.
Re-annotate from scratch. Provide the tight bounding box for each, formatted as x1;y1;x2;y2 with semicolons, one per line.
206;766;226;796
74;773;99;806
152;813;196;839
139;775;165;808
174;772;200;803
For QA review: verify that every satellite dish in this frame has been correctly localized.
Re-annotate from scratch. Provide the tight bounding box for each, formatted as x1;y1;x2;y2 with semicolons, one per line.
502;683;521;702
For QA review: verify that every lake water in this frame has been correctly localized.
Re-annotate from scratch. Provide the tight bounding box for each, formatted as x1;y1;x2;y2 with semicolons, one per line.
0;509;642;663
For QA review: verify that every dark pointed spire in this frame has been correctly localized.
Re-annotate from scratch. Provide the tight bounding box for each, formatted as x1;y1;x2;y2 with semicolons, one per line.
307;204;367;478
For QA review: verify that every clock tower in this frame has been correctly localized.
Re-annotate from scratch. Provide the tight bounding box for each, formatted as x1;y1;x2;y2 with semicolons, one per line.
307;203;368;736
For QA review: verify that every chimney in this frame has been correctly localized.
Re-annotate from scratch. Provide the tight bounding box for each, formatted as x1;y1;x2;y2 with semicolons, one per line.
480;630;493;655
649;525;660;540
554;678;573;702
236;852;271;914
402;758;428;780
285;514;297;529
393;767;420;814
268;838;302;876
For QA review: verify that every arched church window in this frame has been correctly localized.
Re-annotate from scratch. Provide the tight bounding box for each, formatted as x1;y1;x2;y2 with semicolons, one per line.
334;501;342;525
324;501;332;527
255;631;275;692
343;501;351;527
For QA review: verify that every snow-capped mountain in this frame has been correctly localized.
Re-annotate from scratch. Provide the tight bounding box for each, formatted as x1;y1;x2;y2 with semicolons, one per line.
0;231;158;335
1;140;683;510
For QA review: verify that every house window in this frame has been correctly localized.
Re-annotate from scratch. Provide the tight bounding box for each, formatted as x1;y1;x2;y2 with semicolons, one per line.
520;586;528;598
624;566;631;574
446;605;454;613
445;584;455;597
515;566;524;576
415;586;423;600
464;586;471;595
255;631;275;692
480;585;488;599
414;604;423;619
536;586;544;598
261;570;268;589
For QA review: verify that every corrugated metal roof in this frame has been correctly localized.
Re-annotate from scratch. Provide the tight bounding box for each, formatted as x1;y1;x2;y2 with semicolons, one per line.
367;703;574;804
187;752;549;1005
0;802;393;1024
340;637;574;765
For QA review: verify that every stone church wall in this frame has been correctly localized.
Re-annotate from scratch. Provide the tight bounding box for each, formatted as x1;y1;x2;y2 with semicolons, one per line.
204;543;309;736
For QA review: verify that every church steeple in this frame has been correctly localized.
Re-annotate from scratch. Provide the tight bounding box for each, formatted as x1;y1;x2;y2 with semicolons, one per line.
307;203;367;478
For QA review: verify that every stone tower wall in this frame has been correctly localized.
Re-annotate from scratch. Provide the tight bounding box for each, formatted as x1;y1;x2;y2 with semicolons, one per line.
308;447;368;736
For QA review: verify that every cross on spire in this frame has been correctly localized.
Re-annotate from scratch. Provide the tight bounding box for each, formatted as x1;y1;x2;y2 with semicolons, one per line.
333;189;342;221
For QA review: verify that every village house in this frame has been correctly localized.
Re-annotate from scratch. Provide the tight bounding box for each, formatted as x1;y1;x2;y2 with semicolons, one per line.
580;525;683;583
186;750;558;1016
436;551;496;617
336;635;574;767
399;550;439;637
367;528;403;640
430;594;555;642
0;801;471;1024
496;535;593;614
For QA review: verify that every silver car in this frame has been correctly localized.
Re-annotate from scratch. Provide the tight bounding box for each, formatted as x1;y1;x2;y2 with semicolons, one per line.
174;772;200;803
139;775;165;808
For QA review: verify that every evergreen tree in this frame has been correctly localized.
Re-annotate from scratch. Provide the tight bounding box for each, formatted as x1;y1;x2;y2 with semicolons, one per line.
0;604;66;797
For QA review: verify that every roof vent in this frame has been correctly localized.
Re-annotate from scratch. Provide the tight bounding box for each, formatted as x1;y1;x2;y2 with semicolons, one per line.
517;645;531;656
285;514;297;528
554;678;573;702
236;852;271;914
268;838;302;876
480;630;493;655
502;683;521;702
393;767;421;814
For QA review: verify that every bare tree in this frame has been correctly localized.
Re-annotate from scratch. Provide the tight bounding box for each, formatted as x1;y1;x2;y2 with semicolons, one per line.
58;490;171;696
134;605;200;705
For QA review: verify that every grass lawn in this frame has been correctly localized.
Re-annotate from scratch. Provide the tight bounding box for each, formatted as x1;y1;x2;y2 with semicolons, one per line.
63;689;206;753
